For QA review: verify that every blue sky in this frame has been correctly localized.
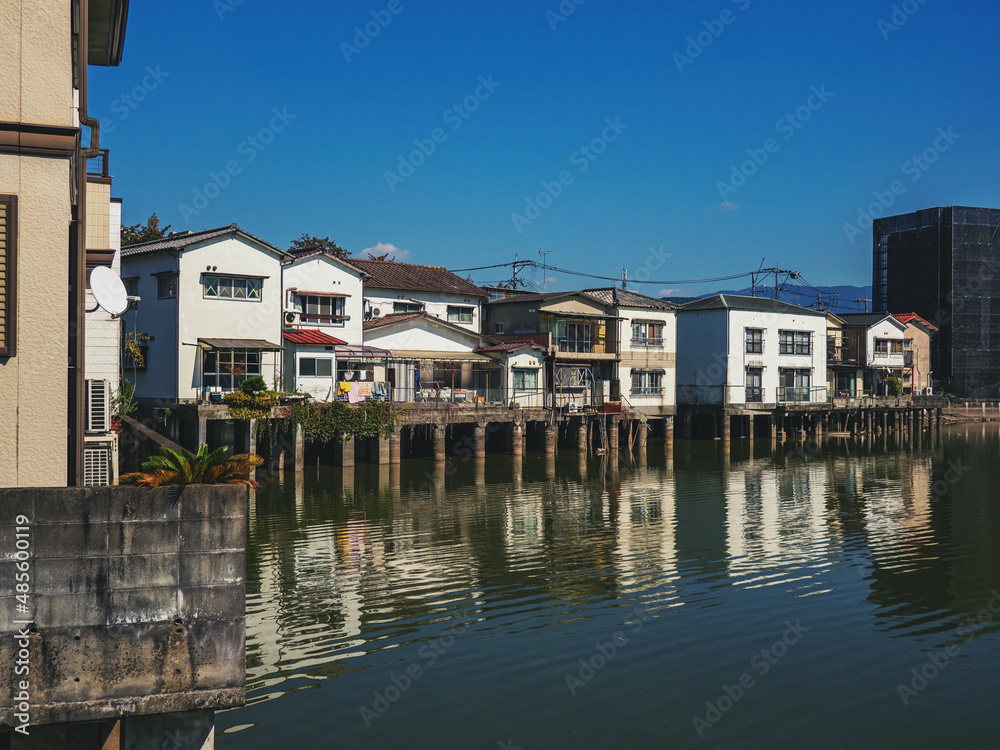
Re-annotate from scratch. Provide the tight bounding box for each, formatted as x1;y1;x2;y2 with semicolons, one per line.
89;0;1000;299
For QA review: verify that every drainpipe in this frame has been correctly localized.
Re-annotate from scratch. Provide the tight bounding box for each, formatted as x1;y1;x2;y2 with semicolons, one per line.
69;0;99;485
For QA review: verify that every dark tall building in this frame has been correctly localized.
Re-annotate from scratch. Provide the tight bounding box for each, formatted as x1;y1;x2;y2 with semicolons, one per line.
873;206;1000;395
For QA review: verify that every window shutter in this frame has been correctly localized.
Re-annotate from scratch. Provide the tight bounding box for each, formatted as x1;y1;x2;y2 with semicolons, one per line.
0;196;16;357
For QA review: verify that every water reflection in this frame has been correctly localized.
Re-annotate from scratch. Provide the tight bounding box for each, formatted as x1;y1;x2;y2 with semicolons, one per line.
225;425;1000;749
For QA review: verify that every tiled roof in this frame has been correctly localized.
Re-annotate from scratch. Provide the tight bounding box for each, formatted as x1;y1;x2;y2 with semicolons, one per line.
583;287;678;310
349;258;488;297
283;329;348;345
121;223;289;258
838;312;900;328
486;291;598;305
362;312;425;331
892;312;939;331
679;294;825;316
475;341;546;352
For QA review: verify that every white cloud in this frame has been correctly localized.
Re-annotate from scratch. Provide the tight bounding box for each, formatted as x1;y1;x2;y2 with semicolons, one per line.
720;201;739;211
361;242;411;261
545;276;558;284
658;288;681;297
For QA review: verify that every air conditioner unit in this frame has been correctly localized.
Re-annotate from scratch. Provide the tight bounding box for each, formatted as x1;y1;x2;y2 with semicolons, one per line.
371;307;382;318
84;434;118;487
285;311;297;324
85;379;111;433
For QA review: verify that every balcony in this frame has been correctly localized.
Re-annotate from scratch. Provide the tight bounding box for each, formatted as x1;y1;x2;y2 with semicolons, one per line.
631;337;664;348
87;148;110;179
777;386;829;404
630;386;664;397
745;386;764;403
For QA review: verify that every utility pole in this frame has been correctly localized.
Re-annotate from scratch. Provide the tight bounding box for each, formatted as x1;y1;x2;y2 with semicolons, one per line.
759;267;799;301
621;267;627;290
539;249;554;292
855;297;871;313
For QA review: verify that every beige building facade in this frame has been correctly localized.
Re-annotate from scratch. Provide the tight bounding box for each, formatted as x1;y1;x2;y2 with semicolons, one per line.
0;0;129;487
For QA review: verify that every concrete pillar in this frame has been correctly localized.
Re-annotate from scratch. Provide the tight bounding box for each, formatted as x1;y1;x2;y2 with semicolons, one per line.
389;426;402;464
720;412;730;443
544;423;558;454
433;424;447;461
197;417;208;449
769;415;777;440
747;415;754;443
682;411;692;440
340;435;355;467
294;423;305;472
474;424;486;459
377;434;391;465
665;416;675;448
815;415;823;439
512;423;524;456
636;422;648;448
577;421;588;452
608;417;619;453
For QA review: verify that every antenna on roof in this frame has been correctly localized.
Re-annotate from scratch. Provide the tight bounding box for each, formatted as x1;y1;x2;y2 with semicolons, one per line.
538;248;554;292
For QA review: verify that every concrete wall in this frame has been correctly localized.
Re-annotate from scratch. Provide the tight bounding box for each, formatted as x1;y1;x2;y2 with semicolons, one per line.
0;485;247;728
364;288;482;333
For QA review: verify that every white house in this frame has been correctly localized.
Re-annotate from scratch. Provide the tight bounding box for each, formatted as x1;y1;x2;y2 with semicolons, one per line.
350;258;488;333
281;248;375;398
838;313;907;395
585;288;678;416
363;311;492;402
121;224;289;402
676;295;829;405
475;342;548;407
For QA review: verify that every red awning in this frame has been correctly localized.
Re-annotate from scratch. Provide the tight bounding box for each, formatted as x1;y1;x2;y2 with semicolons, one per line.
283;328;348;346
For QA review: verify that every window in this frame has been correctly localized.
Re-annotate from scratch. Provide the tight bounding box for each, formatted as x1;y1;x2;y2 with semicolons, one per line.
745;328;763;354
512;368;538;389
157;274;177;300
779;368;812;402
203;275;262;301
631;370;663;396
299;358;333;377
556;321;592;353
779;330;811;355
203;349;262;391
0;195;16;357
745;367;763;402
447;306;474;324
393;301;423;314
494;322;505;334
632;321;664;347
123;277;139;296
875;338;903;354
299;294;346;323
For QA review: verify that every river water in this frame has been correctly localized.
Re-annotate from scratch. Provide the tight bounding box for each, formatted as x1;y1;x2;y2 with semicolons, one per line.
217;423;1000;749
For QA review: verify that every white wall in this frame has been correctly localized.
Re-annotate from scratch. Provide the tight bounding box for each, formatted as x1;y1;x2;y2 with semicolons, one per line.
728;309;828;404
176;237;285;399
282;255;364;345
364;317;482;353
619;307;677;408
364;288;483;333
867;319;906;369
502;349;546;407
84;199;122;390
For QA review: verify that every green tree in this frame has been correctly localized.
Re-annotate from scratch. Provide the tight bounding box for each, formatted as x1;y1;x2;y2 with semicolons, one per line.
121;213;171;246
289;233;351;258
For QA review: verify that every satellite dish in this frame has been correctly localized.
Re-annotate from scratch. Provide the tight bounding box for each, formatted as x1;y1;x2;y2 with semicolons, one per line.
90;266;129;317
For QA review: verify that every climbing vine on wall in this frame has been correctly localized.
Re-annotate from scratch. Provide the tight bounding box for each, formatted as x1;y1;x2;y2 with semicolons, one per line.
255;401;397;451
222;392;278;421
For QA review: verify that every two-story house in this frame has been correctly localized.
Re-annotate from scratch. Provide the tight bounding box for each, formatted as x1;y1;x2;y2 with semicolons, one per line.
121;225;289;402
838;313;908;395
676;295;829;406
281;248;369;399
485;291;619;411
893;313;937;395
583;288;678;417
351;258;488;333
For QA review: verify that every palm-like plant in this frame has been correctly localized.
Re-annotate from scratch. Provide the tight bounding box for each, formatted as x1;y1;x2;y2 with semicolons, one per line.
120;446;263;488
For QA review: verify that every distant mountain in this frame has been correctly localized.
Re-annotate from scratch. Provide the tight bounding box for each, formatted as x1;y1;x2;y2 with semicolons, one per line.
666;284;874;314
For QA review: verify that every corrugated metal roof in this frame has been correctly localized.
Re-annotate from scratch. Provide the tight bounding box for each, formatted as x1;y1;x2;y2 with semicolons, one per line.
838;312;901;328
283;329;348;346
198;338;283;351
583;287;678;310
475;342;546;352
350;258;488;297
386;350;491;362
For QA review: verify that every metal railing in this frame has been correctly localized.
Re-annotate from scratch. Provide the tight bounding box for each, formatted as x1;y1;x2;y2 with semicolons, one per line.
556;339;593;353
631;337;664;348
392;385;550;409
87;149;110;178
745;386;764;403
777;386;828;404
630;386;664;397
